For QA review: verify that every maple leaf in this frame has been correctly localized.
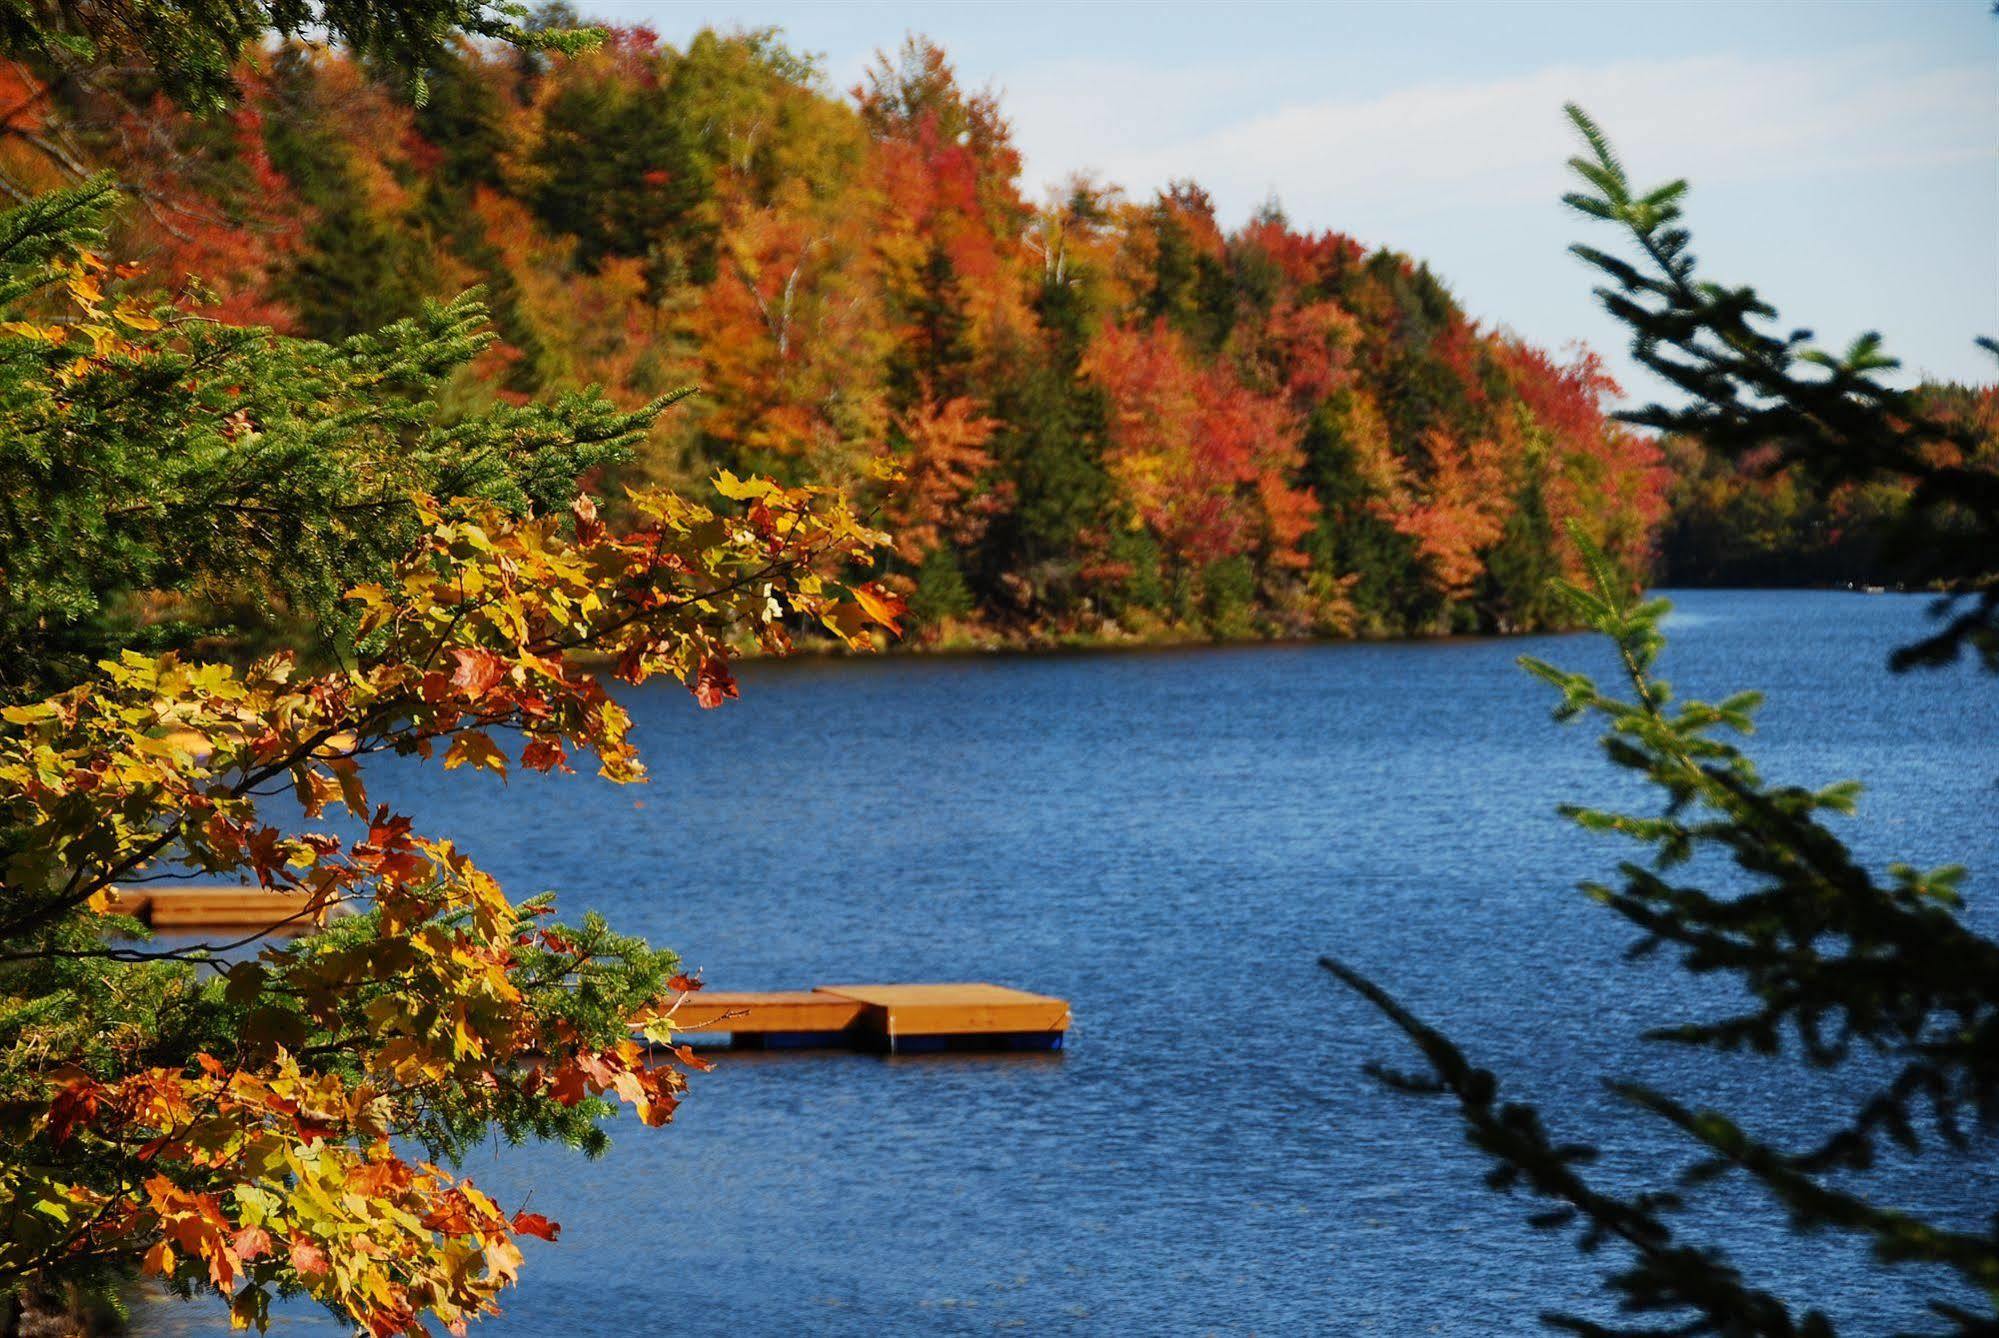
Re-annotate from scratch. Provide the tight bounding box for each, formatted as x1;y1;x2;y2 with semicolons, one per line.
852;582;906;636
693;657;738;710
443;732;509;776
483;1236;523;1285
449;648;508;698
289;1238;329;1277
45;1080;99;1146
232;1225;274;1261
520;738;568;772
546;1063;588;1107
205;1240;238;1291
511;1211;560;1242
713;469;776;501
670;1043;717;1073
142;1239;176;1277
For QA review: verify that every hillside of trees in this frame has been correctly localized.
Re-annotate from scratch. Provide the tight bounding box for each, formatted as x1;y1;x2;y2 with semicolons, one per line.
0;19;1671;646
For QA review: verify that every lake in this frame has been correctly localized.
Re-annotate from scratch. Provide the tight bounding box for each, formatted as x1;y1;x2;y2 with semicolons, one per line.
136;589;1998;1335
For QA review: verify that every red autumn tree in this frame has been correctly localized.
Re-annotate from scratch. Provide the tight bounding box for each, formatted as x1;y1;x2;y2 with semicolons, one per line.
1085;320;1317;570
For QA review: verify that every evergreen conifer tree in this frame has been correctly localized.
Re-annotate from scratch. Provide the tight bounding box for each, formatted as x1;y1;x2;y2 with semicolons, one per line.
0;174;657;699
982;290;1114;613
0;0;602;113
1560;104;1996;670
1325;110;1999;1335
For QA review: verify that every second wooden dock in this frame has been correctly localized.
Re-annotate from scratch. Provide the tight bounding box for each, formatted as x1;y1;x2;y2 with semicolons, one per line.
110;886;320;931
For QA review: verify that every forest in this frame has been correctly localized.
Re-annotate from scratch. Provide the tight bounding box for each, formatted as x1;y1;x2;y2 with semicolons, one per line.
0;18;1681;646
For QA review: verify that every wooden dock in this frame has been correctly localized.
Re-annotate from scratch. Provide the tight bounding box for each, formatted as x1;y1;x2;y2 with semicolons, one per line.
673;983;1070;1054
109;886;321;931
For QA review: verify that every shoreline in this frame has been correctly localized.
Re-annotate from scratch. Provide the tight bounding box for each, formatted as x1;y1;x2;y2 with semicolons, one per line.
722;583;1939;670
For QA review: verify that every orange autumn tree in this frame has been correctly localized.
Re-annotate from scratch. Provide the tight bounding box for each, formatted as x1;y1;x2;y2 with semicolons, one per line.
0;58;304;330
882;394;999;567
651;35;889;483
0;177;902;1332
1385;428;1514;599
687;193;890;476
1499;340;1669;579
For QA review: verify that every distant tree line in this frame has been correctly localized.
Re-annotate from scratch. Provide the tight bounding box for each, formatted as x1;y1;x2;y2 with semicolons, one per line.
1658;380;1997;591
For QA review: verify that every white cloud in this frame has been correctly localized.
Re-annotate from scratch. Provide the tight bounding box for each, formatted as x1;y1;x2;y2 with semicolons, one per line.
1003;48;1993;234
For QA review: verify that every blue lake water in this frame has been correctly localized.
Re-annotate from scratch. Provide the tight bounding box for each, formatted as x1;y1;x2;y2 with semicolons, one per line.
136;589;1998;1335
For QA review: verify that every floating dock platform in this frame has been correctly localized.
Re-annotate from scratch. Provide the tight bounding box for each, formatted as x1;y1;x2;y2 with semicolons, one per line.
674;983;1070;1054
110;887;319;931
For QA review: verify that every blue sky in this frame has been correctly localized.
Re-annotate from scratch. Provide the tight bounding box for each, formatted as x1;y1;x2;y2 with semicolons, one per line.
588;1;1996;398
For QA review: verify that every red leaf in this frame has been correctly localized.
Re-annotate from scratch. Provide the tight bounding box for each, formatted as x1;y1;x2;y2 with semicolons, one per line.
511;1211;560;1242
289;1238;329;1277
547;1063;587;1106
667;972;703;993
693;657;738;710
520;738;567;773
46;1080;99;1147
672;1043;716;1073
206;1242;237;1291
232;1225;274;1261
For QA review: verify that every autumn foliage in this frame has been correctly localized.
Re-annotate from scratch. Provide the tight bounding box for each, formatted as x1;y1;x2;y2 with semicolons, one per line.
1659;381;1999;588
0;27;1669;645
0;480;898;1331
0;482;898;1332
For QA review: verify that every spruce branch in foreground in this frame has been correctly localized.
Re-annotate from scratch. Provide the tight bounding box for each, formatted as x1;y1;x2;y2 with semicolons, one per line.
0;0;605;113
1326;526;1997;1335
1562;102;1998;671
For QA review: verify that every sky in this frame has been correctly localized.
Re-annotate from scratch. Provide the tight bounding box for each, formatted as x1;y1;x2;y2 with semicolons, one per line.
586;1;1995;401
